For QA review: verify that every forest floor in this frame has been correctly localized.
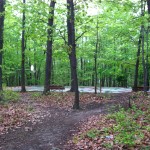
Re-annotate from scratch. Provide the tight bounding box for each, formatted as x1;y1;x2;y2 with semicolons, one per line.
0;92;149;150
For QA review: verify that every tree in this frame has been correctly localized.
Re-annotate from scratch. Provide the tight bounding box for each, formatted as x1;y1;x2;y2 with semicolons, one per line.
133;29;142;91
147;0;150;13
94;16;99;94
2;0;149;92
0;0;5;91
43;0;56;94
67;0;79;109
133;0;150;92
62;1;87;92
21;0;26;92
146;0;150;90
141;0;148;93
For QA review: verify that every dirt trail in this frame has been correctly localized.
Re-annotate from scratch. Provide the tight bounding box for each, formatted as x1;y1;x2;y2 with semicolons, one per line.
0;93;129;150
0;106;107;150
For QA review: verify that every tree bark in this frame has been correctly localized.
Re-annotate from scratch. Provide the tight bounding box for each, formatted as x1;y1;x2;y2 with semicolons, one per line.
67;0;79;109
146;0;150;90
0;0;5;92
43;0;56;94
141;0;148;93
146;28;149;90
147;0;150;13
21;0;26;92
94;17;99;94
141;25;148;93
80;57;83;85
67;7;74;92
69;59;75;91
133;29;142;91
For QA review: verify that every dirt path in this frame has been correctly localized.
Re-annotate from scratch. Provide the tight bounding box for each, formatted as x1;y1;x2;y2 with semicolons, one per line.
0;108;106;150
0;93;129;150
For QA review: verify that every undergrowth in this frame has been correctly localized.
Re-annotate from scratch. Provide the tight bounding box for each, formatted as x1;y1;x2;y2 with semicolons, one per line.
0;90;20;104
107;107;144;147
71;92;150;149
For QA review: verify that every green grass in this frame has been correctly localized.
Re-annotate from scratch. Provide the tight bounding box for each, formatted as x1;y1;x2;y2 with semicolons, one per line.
31;92;42;99
0;90;20;104
107;107;144;146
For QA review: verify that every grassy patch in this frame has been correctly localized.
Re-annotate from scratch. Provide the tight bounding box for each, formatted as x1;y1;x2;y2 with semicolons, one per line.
31;92;42;99
0;90;20;104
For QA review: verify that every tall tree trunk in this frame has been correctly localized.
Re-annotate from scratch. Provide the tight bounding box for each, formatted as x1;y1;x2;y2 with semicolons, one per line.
67;0;75;92
94;17;99;94
141;25;147;93
21;0;26;92
68;17;74;91
43;0;56;94
146;0;150;90
141;0;148;93
67;0;79;109
146;28;149;90
0;0;5;92
133;29;142;91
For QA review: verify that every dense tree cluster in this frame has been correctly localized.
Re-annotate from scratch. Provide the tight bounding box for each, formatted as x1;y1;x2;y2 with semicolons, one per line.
0;0;150;107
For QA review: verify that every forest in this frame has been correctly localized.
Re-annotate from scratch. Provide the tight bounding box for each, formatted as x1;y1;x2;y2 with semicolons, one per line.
0;0;149;90
0;0;150;149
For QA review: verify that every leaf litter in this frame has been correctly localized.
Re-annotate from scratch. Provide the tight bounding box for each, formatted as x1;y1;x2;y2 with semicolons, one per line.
66;92;150;150
0;91;149;149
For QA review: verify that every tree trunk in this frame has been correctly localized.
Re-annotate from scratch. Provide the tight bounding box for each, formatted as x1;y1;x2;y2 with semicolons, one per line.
133;29;142;91
21;0;26;92
147;0;150;13
146;0;150;90
94;17;99;94
146;27;149;90
141;0;148;93
51;58;54;85
99;74;102;94
80;57;83;85
67;0;79;109
43;0;56;94
109;77;112;87
0;0;5;92
92;65;94;86
67;0;74;92
69;57;75;91
141;25;147;93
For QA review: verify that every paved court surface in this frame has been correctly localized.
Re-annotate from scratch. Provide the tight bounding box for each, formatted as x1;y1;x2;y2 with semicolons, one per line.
8;86;133;93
